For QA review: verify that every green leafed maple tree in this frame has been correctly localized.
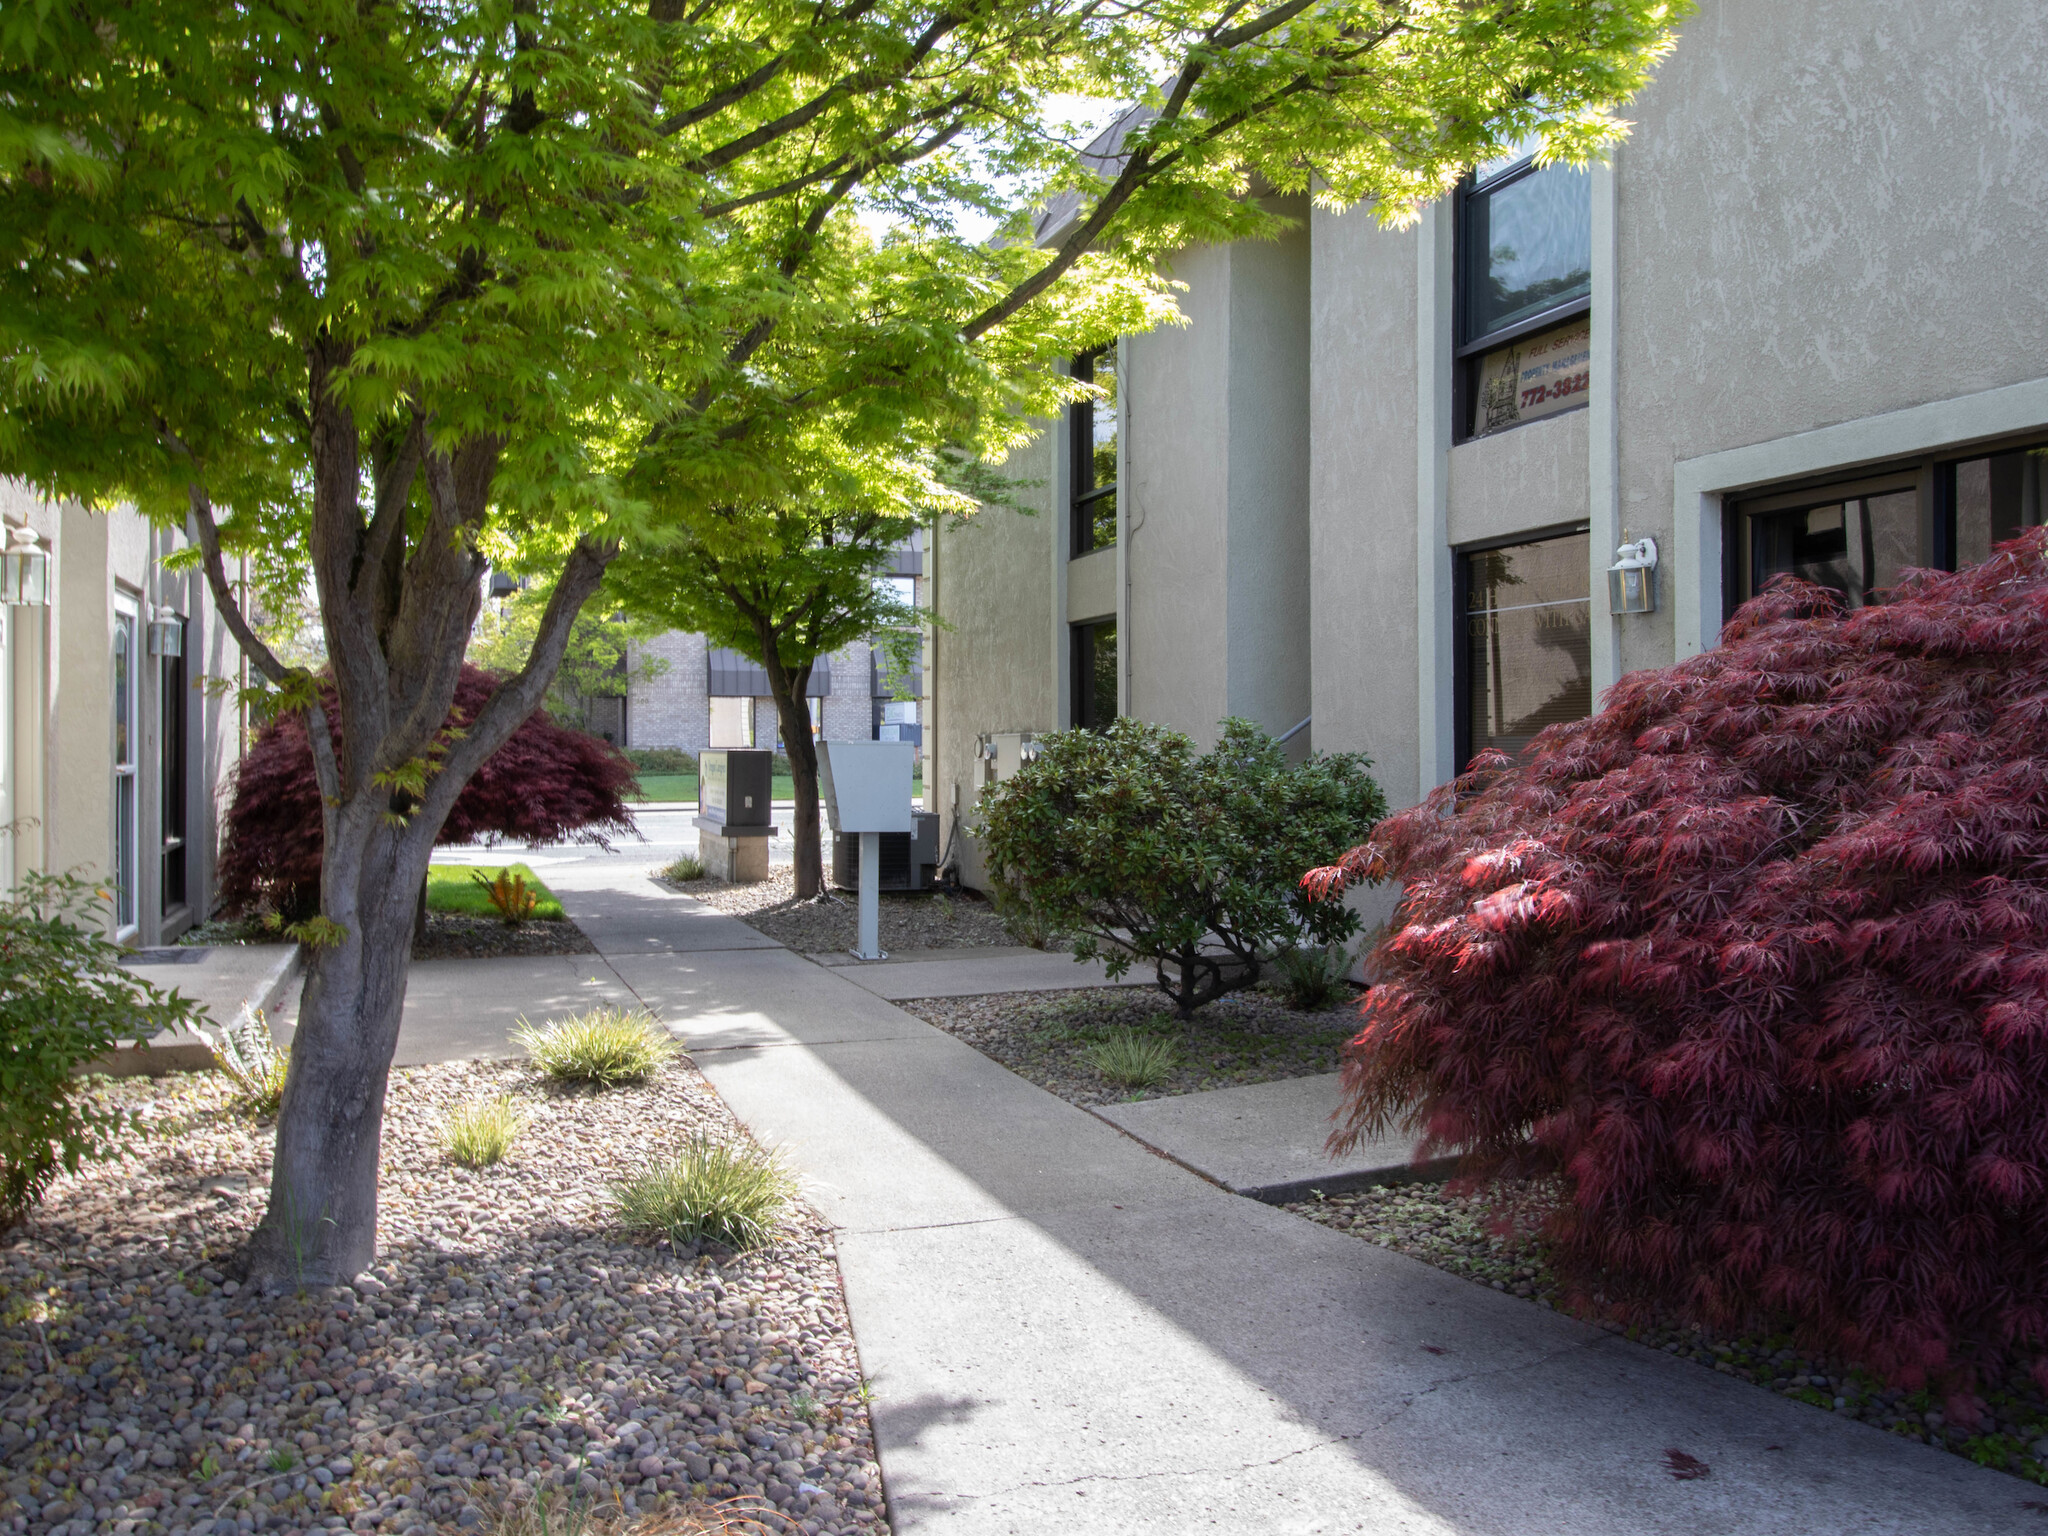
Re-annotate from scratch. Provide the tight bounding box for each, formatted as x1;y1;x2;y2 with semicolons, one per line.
1;0;1691;1282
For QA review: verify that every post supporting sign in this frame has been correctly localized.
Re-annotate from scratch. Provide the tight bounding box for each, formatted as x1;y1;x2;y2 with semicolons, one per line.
816;740;915;961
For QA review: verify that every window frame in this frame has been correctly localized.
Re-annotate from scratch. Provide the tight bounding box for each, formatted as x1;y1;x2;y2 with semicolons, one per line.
1719;431;2048;620
1069;618;1117;731
1069;346;1118;555
112;594;141;937
160;614;188;918
1452;520;1592;773
1452;153;1594;444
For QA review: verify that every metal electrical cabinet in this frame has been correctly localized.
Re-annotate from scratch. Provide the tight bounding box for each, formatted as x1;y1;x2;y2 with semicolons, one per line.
831;811;940;892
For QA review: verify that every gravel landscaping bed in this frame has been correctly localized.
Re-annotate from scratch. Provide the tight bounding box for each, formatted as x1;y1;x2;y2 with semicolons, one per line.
1287;1179;2048;1483
898;985;1361;1107
175;916;592;963
664;868;1014;954
1;1062;886;1536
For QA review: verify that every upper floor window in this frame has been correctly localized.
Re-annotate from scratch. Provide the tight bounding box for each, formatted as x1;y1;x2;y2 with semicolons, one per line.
1456;140;1592;441
1070;346;1118;554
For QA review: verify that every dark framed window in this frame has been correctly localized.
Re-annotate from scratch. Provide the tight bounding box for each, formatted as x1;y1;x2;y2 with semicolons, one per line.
1725;439;2047;616
1456;527;1592;770
1454;143;1592;442
160;618;188;915
1069;347;1118;554
1071;619;1117;730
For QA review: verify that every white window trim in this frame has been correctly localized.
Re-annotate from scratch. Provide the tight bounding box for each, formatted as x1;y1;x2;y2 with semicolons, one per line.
112;591;141;940
1673;374;2048;658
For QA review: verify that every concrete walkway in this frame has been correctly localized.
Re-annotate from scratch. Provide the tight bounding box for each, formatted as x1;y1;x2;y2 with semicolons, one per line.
370;849;2037;1532
1094;1073;1456;1201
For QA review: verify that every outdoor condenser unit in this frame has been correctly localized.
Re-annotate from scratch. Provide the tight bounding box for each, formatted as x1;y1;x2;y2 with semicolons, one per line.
831;811;940;893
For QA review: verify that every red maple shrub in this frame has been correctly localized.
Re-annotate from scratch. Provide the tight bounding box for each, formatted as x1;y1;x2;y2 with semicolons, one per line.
1307;529;2048;1399
218;664;638;919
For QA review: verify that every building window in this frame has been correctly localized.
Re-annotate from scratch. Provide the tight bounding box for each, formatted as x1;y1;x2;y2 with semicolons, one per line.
1070;347;1118;554
1458;529;1591;768
1456;141;1591;441
1726;441;2047;614
112;599;139;933
160;616;188;915
708;696;754;748
1071;619;1117;730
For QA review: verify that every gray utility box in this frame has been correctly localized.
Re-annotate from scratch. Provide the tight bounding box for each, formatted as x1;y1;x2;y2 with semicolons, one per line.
695;749;774;835
831;811;939;893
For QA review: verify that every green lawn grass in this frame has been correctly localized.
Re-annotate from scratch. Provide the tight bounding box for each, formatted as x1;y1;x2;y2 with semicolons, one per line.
426;863;567;921
626;771;924;804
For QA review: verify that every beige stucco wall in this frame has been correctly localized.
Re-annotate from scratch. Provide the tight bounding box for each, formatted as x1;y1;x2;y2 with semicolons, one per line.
1307;205;1422;810
1612;0;2048;669
928;420;1059;866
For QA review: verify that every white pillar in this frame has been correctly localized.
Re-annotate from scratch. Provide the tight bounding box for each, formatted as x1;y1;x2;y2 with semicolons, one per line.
854;831;883;960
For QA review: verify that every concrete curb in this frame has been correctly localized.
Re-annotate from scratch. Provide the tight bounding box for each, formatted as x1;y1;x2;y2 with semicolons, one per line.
1237;1154;1465;1205
84;943;304;1078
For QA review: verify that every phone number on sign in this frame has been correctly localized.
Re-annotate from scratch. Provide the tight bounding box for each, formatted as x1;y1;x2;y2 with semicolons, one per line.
1521;370;1589;410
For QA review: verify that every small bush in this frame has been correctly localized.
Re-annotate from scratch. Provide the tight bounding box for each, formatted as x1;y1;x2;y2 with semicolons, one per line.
662;854;707;883
212;1007;289;1116
611;1135;796;1249
1267;943;1353;1011
0;873;203;1227
515;1007;677;1086
443;1095;527;1167
1085;1028;1177;1089
979;718;1385;1015
1307;530;2048;1397
625;747;696;776
426;863;566;922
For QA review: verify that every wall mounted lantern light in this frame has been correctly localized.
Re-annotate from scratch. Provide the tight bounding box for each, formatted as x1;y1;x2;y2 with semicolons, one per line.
1607;535;1659;616
148;615;185;657
1;527;49;607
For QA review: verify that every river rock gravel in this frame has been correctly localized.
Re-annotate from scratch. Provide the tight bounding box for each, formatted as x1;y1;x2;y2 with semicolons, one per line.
1;1063;886;1536
661;868;1013;955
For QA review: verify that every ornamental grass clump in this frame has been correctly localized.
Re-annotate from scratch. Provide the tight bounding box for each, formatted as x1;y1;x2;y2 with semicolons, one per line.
442;1095;527;1168
611;1135;797;1250
1306;529;2048;1408
1085;1028;1177;1090
212;1007;290;1117
515;1007;677;1087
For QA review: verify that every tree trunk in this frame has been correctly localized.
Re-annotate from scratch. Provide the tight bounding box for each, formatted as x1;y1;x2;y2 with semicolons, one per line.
241;805;433;1286
767;669;824;899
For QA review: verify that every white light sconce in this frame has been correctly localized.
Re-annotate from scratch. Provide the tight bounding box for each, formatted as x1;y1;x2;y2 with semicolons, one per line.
1;527;50;607
1607;536;1659;616
148;616;184;657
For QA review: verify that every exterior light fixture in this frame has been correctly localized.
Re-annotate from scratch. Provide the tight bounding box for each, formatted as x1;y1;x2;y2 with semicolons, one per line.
1607;536;1659;616
148;616;184;657
1;527;49;607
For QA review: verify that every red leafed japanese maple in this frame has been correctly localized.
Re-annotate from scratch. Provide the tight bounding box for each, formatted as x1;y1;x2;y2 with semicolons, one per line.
219;665;637;918
1307;529;2048;1394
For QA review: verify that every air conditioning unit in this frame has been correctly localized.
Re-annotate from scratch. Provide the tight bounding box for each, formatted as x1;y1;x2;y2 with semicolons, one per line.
831;811;940;892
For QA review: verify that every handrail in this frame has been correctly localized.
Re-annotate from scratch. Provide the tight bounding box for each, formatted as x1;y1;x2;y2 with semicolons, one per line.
1275;715;1311;746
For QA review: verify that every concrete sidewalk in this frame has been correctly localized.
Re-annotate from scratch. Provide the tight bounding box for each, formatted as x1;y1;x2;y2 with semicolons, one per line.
821;944;1150;1000
361;867;2037;1530
1095;1072;1457;1201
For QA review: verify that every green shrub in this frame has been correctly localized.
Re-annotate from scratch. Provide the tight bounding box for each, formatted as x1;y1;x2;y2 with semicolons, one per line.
442;1095;526;1167
0;873;204;1226
425;863;566;921
978;718;1385;1016
212;1006;289;1116
611;1135;796;1249
625;747;696;776
514;1007;677;1086
1267;943;1355;1011
1085;1028;1177;1090
661;854;707;882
